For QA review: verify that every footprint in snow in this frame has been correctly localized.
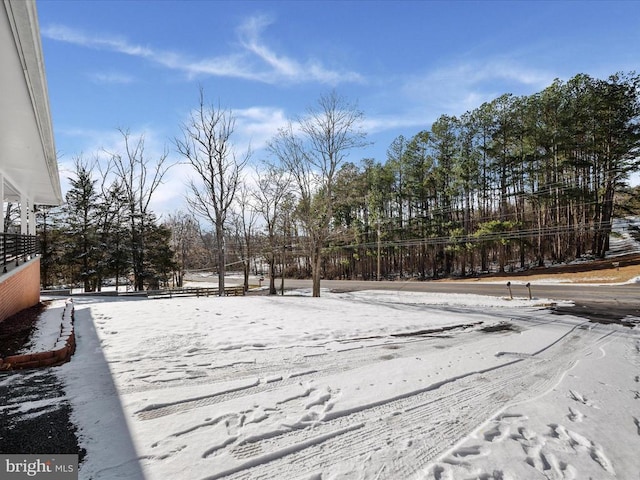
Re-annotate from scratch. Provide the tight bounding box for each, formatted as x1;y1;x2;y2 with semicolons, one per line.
527;448;577;479
483;423;510;443
444;445;490;465
430;464;453;480
496;412;527;422
511;426;537;442
549;423;616;475
567;407;584;422
568;390;597;408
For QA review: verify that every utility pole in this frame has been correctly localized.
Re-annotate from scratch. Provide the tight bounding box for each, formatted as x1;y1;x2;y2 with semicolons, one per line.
377;217;381;281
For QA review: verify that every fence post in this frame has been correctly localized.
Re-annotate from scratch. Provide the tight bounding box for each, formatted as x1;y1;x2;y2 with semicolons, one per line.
506;281;513;300
22;234;28;262
526;282;532;300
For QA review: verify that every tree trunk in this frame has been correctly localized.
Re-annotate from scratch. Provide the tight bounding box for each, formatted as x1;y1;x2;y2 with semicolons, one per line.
269;257;277;295
311;245;322;297
216;224;225;296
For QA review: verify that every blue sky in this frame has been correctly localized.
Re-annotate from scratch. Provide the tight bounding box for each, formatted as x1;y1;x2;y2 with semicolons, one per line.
37;0;640;216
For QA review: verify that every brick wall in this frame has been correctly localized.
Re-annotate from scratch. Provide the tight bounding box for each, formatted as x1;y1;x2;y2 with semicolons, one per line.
0;258;41;323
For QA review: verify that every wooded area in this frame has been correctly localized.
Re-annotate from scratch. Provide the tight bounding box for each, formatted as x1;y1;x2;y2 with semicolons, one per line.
30;72;640;291
322;73;640;280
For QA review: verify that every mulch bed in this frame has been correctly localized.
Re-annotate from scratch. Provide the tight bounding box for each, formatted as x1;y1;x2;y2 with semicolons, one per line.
0;302;48;357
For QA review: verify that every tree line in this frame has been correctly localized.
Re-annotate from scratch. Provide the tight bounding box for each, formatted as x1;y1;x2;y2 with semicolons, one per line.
39;130;175;292
36;72;640;295
326;72;640;281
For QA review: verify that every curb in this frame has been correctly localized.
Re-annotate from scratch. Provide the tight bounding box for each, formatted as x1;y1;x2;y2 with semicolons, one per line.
0;299;76;370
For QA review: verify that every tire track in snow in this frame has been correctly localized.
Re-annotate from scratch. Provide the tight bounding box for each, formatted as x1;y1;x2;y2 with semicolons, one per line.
135;337;453;420
199;324;611;480
275;357;570;480
122;331;467;396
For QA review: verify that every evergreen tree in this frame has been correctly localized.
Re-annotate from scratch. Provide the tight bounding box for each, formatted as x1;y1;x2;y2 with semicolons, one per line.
63;158;99;291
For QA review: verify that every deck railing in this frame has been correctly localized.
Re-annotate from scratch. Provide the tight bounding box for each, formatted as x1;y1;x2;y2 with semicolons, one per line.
1;232;38;273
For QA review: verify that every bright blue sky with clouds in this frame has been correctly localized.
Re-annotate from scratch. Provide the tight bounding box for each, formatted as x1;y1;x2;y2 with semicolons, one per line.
36;0;640;216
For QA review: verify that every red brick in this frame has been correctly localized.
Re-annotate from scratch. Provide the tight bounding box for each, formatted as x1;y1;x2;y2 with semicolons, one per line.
0;259;41;323
4;354;29;364
54;347;68;361
15;360;41;369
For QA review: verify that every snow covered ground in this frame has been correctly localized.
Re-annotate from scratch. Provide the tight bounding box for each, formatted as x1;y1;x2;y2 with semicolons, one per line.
34;289;639;479
608;216;640;258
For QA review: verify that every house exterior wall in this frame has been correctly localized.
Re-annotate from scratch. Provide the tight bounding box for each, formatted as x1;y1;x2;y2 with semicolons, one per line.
0;258;40;323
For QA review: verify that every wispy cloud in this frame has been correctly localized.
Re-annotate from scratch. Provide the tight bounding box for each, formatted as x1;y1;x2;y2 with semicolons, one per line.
403;58;554;114
42;24;155;57
41;15;363;86
428;58;552;90
234;106;288;152
235;15;363;85
341;58;555;143
361;113;430;135
87;72;135;85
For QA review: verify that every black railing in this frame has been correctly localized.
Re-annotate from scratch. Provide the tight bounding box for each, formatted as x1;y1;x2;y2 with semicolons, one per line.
1;232;38;274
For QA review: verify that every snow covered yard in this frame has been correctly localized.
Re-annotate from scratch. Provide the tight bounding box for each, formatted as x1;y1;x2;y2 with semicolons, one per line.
53;290;640;479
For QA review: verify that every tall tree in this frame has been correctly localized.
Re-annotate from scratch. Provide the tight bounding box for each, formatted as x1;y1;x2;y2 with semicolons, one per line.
109;130;171;291
404;130;432;278
64;157;99;291
231;182;260;292
93;164;128;291
591;73;640;257
143;221;178;289
253;163;291;294
175;89;250;296
270;91;367;297
165;211;202;287
37;206;64;289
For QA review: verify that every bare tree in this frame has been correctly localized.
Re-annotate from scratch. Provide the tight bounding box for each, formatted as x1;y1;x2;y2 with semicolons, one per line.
270;91;367;297
165;211;203;287
94;159;128;291
253;163;292;294
230;181;259;292
175;89;250;296
277;194;296;295
108;129;171;291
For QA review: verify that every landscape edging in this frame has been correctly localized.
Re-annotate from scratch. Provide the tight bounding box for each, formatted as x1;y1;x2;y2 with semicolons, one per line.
0;299;76;370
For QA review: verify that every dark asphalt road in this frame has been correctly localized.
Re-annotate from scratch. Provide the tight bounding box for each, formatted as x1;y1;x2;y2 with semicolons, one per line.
281;279;640;325
282;278;639;306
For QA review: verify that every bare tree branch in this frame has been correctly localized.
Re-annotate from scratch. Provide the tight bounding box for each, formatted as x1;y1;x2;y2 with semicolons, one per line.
175;88;250;295
269;91;367;296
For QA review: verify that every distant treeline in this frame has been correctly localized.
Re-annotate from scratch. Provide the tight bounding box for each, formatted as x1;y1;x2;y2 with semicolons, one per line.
312;72;640;279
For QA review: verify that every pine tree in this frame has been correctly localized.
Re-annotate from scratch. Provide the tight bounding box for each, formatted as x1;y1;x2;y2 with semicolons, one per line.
63;158;99;291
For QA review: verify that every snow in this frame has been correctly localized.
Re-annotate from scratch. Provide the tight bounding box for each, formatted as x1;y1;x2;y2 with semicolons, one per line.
27;289;640;479
19;299;71;354
607;216;640;257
